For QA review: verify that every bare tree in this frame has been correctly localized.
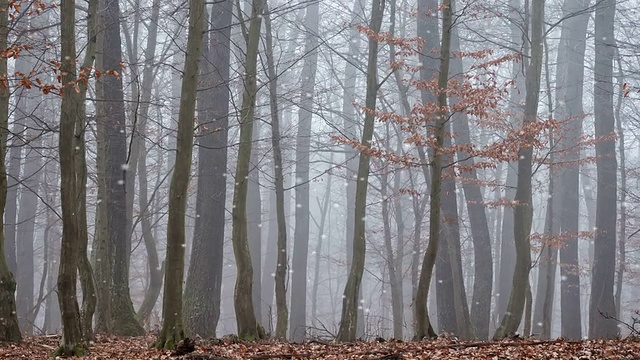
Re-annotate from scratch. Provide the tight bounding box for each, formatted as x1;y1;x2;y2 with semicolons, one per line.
0;0;21;343
231;0;266;340
56;0;85;353
156;0;205;349
494;0;543;339
589;0;618;339
290;0;321;341
414;0;453;340
183;0;232;338
264;3;289;339
337;0;384;341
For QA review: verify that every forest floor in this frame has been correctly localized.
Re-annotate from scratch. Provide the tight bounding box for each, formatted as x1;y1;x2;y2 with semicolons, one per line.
2;334;640;359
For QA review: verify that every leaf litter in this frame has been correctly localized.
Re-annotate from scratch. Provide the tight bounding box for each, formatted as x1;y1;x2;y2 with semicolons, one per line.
2;334;640;359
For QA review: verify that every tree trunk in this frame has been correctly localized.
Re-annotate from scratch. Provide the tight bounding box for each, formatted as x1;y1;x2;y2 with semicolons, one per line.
341;0;366;338
589;0;618;338
74;0;99;340
56;0;84;353
248;119;263;322
414;0;452;341
264;6;289;338
494;0;543;339
231;0;266;340
554;0;590;340
336;0;383;341
449;24;493;341
614;51;625;320
0;0;21;342
183;0;231;338
156;0;205;349
290;0;320;341
99;0;144;336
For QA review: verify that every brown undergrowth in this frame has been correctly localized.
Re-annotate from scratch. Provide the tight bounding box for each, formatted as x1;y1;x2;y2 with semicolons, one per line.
1;334;640;359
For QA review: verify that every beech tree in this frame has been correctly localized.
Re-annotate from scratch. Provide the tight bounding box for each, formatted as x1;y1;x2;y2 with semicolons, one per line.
589;0;618;338
56;0;85;353
494;0;544;339
183;0;233;338
0;0;21;343
231;0;266;340
156;0;205;349
337;0;384;342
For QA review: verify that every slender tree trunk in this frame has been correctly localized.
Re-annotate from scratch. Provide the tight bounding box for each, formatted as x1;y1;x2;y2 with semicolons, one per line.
56;0;84;353
414;0;452;340
264;6;289;338
494;0;543;339
183;0;231;339
99;0;144;336
231;0;266;340
449;24;493;340
614;52;625;320
248;119;263;322
589;0;618;338
290;0;320;341
156;0;205;349
336;0;384;341
0;0;21;342
554;0;590;340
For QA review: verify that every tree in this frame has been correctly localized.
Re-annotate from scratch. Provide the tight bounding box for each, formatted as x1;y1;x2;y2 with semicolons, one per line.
414;0;453;340
589;0;618;339
555;0;591;340
0;0;21;343
183;0;232;338
56;0;85;353
156;0;205;349
231;0;266;340
290;0;320;341
336;0;384;341
100;0;144;336
264;3;289;339
494;0;544;339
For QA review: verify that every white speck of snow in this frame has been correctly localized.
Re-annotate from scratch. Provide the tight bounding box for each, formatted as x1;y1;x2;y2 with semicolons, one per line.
296;203;302;208
121;163;129;170
117;179;124;185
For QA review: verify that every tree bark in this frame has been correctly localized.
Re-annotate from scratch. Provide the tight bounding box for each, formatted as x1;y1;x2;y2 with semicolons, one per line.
449;24;493;341
98;0;144;336
156;0;205;349
290;0;320;341
414;0;452;341
183;0;232;338
0;0;21;342
494;0;543;339
56;0;85;353
264;5;289;338
589;0;618;338
336;0;384;341
231;0;266;340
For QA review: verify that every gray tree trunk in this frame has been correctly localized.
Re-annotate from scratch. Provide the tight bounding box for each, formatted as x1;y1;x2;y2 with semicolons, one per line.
414;0;452;340
156;0;205;349
555;0;590;340
589;0;618;339
336;0;383;341
264;6;289;337
100;0;144;336
0;0;21;342
56;0;84;352
449;24;493;340
231;0;266;340
290;0;320;341
494;0;543;339
183;0;232;338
